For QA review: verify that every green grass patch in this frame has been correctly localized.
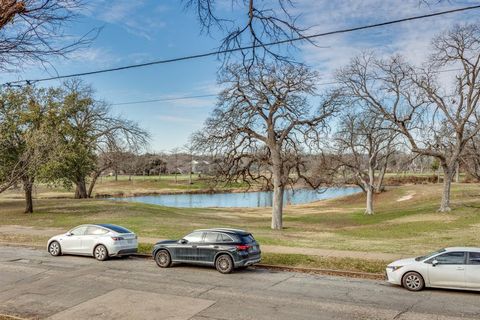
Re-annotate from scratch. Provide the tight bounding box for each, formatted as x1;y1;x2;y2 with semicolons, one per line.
138;243;154;254
261;253;387;273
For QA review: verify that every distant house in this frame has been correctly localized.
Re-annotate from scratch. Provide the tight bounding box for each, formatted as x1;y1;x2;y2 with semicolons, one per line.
192;160;210;174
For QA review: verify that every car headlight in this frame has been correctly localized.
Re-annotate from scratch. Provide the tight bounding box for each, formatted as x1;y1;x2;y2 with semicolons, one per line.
387;265;403;272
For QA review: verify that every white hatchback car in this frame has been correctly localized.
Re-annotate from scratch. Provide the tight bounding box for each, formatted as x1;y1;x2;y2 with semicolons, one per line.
386;247;480;291
47;224;138;261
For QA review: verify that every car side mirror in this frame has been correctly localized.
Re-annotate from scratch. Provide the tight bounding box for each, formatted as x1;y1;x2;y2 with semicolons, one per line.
432;259;438;267
179;239;187;244
66;232;73;236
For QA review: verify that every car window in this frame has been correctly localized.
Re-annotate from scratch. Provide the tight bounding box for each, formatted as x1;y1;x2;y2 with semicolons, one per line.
98;224;131;234
219;233;234;242
86;226;109;235
431;252;466;265
241;234;255;243
184;232;203;243
204;232;219;243
70;226;87;236
468;252;480;265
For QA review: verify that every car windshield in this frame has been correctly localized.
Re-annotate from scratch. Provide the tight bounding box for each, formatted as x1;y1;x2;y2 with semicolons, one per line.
415;248;446;261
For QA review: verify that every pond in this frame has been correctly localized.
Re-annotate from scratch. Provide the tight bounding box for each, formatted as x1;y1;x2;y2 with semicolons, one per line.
109;186;361;208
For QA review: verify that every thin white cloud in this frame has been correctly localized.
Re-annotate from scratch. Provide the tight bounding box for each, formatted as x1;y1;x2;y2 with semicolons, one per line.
297;0;479;76
86;1;166;40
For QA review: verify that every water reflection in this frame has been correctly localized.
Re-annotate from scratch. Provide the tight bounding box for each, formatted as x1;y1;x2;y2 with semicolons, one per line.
109;187;361;208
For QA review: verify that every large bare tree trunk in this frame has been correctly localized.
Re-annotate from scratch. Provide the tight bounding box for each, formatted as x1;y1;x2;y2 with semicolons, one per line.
75;176;88;199
22;176;34;213
271;183;284;229
439;164;453;212
271;148;284;230
365;185;374;215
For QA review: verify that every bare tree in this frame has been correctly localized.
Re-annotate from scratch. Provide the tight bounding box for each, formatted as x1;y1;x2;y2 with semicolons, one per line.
336;24;480;212
183;0;313;67
169;147;182;183
0;0;96;72
193;62;337;229
334;110;397;214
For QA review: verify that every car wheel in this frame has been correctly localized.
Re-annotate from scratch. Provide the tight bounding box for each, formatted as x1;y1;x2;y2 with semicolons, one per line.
155;250;171;268
94;244;109;261
48;241;61;256
215;254;233;274
402;271;425;291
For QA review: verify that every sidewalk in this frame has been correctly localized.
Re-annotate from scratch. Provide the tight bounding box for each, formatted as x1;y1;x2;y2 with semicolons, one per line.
0;225;403;261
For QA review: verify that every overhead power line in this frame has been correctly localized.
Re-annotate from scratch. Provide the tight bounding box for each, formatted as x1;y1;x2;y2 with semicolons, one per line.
111;94;217;106
110;69;463;107
2;4;480;88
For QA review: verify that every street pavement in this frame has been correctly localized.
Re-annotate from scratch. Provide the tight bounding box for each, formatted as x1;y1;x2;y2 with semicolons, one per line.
0;245;478;320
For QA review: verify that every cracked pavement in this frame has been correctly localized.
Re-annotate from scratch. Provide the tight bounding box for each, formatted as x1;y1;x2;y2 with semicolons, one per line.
0;246;478;320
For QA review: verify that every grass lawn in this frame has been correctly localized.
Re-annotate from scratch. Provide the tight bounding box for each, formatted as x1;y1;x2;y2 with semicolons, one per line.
1;183;480;252
1;183;479;273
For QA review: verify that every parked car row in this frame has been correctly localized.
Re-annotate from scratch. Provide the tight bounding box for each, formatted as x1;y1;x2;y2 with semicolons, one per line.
47;225;261;274
47;224;480;291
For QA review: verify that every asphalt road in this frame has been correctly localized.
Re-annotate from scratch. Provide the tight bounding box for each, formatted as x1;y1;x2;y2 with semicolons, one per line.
0;246;478;320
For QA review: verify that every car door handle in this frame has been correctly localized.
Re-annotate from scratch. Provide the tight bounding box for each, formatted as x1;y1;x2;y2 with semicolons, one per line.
192;245;197;248
456;267;465;270
213;246;219;249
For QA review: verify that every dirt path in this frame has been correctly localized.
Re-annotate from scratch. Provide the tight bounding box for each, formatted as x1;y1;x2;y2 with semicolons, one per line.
0;225;403;261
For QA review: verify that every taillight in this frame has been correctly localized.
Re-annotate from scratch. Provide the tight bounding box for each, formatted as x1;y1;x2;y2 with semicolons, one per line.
236;245;250;251
111;236;124;241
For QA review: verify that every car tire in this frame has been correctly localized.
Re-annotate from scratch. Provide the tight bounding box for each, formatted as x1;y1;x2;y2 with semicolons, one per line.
155;250;172;268
48;241;61;256
402;271;425;291
215;254;234;274
94;244;109;261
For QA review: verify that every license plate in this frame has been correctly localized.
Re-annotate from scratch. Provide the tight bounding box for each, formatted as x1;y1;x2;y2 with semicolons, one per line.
127;240;133;244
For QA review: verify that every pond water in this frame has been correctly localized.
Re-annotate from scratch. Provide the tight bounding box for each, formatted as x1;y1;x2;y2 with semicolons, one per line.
109;186;361;208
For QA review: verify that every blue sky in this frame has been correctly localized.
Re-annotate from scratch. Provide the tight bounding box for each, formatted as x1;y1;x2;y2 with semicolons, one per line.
1;0;479;151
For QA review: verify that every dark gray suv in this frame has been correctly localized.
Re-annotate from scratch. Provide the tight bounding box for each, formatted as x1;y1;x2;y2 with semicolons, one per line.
152;228;261;273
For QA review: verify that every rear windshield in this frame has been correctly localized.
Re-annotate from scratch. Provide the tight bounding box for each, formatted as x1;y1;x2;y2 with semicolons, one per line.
241;234;255;243
98;224;131;234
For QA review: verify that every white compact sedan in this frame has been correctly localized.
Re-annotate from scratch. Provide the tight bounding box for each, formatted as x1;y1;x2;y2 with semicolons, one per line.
47;224;138;261
386;247;480;291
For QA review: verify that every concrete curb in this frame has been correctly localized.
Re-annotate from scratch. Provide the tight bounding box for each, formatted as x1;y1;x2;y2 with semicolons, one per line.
131;253;383;280
0;243;384;280
253;264;384;280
